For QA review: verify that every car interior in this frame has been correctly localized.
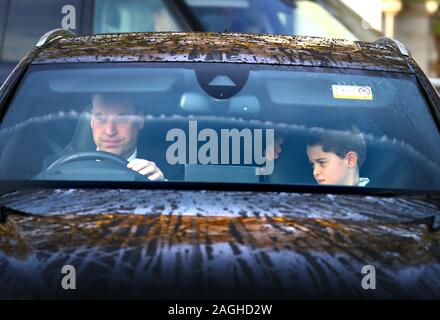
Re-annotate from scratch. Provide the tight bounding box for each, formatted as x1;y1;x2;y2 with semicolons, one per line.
0;64;439;189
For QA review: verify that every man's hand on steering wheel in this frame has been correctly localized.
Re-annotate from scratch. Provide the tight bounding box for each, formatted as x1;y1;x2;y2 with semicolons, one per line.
127;159;165;181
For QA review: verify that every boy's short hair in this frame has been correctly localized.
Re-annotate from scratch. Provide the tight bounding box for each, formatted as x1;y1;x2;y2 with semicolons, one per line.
306;126;367;167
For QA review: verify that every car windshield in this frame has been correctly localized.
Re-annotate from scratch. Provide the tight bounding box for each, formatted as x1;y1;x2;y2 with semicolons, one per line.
1;63;440;190
182;0;381;41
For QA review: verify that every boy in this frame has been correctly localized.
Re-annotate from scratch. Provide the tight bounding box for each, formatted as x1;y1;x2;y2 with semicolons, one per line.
306;127;369;186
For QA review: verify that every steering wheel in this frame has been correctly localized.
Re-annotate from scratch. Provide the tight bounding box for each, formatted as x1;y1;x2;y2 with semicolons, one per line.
47;151;128;170
41;151;149;181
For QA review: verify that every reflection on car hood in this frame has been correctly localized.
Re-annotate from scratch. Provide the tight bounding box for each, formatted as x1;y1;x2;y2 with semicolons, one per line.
1;188;438;221
0;188;439;299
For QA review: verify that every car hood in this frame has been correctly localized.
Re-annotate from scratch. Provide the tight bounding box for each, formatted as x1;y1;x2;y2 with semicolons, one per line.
1;188;440;299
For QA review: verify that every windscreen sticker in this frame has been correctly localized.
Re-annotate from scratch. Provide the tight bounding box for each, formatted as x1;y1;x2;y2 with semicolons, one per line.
332;85;373;100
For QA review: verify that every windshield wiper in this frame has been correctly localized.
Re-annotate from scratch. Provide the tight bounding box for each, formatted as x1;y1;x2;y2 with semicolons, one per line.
0;208;7;223
0;206;35;223
403;213;440;232
404;196;440;231
412;195;440;231
371;191;440;231
433;215;440;230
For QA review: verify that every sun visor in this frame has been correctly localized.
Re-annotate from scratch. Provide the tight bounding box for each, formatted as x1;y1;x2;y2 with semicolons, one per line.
264;72;405;108
44;68;184;92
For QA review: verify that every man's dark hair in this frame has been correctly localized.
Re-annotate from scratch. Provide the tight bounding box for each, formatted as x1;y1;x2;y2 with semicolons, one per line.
306;126;367;167
91;93;142;113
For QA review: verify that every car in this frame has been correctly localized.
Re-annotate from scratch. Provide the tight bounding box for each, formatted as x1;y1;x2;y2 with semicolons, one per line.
0;29;440;299
0;0;382;84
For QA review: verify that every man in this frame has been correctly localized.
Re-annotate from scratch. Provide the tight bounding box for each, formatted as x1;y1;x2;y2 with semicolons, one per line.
90;93;164;181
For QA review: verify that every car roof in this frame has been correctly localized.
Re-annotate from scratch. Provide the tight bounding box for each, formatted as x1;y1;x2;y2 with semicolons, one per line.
32;32;411;73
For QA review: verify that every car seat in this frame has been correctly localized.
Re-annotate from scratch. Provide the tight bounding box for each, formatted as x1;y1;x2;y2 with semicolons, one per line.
360;144;414;188
67;106;95;152
265;133;316;185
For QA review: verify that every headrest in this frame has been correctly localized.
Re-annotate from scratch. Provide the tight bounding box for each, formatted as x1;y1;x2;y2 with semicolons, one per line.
180;92;211;113
229;95;260;116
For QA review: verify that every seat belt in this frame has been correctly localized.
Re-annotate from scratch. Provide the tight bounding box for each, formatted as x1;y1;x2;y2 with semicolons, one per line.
36;124;68;157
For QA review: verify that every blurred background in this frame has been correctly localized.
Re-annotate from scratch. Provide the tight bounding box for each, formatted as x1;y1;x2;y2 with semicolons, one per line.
2;0;440;81
343;0;440;77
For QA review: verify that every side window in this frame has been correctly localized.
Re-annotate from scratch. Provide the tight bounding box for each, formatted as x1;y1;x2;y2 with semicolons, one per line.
1;0;82;63
93;0;183;33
